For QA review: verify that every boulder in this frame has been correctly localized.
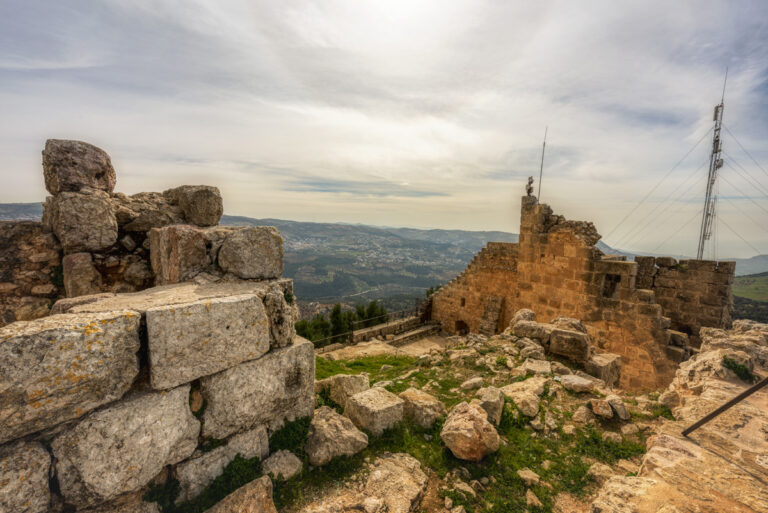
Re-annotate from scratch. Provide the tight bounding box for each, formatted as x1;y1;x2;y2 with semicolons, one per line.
516;468;540;486
262;450;303;480
79;493;160;513
0;440;51;513
460;377;484;390
52;385;200;509
145;294;270;390
440;402;500;461
513;321;554;343
606;395;630;420
62;252;103;297
587;462;614;485
163;185;223;227
48;190;118;253
42;139;116;194
263;287;298;349
218;227;284;280
316;374;370;410
507;391;539;417
113;192;185;232
519;358;551;375
472;387;504;425
345;388;405;436
572;405;595;424
550;316;587;334
306;406;368;466
589;399;614;419
585;353;622;387
201;339;315;438
149;225;208;285
549;328;591;363
621;423;640;436
511;309;535;326
0;310;140;444
399;388;447;428
206;476;277;513
560;374;595;393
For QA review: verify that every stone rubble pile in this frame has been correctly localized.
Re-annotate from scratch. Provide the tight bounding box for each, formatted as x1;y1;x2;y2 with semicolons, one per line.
0;139;312;513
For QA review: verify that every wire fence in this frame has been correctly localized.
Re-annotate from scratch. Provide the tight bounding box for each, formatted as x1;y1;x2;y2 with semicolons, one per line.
313;307;419;349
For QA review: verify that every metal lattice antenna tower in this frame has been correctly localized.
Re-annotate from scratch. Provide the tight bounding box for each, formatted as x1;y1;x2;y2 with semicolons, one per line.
696;70;728;260
537;126;548;200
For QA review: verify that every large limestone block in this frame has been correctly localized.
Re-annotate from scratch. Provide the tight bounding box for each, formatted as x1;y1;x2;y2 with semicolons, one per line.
113;192;185;232
62;252;102;298
48;190;118;253
513;321;555;343
549;328;591;363
206;476;277;513
399;387;446;428
163;185;223;227
201;339;315;439
149;225;208;285
306;406;368;466
218;227;284;280
0;440;51;513
0;310;141;444
42;139;116;194
146;294;270;390
315;374;370;410
264;287;298;349
440;402;500;461
585;353;622;387
262;450;302;480
345;387;405;436
473;386;504;425
176;425;269;503
52;385;200;509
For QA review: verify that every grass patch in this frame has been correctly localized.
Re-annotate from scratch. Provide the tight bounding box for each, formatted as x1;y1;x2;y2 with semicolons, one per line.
315;355;417;381
722;357;757;383
270;417;312;453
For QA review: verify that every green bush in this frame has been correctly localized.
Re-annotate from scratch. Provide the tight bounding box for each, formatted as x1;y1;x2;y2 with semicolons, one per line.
722;356;757;383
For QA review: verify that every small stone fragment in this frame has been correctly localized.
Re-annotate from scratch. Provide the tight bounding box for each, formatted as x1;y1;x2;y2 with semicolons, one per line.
345;388;405;436
305;406;368;466
517;468;540;486
262;450;303;480
473;387;504;425
440;402;500;461
606;394;630;420
460;377;484;390
589;399;614;419
526;489;543;508
399;387;446;428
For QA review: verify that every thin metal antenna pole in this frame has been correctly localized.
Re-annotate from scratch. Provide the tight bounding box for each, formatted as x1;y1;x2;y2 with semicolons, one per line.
537;126;548;200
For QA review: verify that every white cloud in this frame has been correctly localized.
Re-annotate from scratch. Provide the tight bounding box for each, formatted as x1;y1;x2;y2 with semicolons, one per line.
0;0;767;257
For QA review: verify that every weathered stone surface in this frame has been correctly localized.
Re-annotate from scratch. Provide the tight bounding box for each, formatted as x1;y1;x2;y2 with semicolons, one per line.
0;440;51;513
113;192;185;232
606;395;630;420
201;338;315;438
399;388;446;428
79;492;160;513
163;185;223;227
206;476;277;513
264;287;297;349
42;139;116;194
298;453;427;513
262;450;302;480
440;402;500;461
572;405;595;424
0;310;140;443
472;386;504;425
559;374;595;393
513;321;554;343
587;462;615;486
511;309;535;326
306;406;368;466
345;387;405;436
549;328;591;363
519;358;551;375
507;390;539;417
218;227;284;280
550;316;588;334
48;190;118;253
589;399;614;419
149;225;208;285
315;374;370;410
146;294;270;389
52;385;199;509
460;376;484;390
585;353;622;387
517;468;540;486
62;252;102;297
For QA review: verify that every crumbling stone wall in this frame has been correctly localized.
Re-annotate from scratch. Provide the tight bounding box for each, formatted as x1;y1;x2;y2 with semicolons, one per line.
636;256;733;346
0;138;311;512
0;221;63;325
431;195;734;390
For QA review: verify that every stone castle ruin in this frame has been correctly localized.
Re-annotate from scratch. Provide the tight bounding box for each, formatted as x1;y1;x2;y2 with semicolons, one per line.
430;195;734;390
0;140;313;512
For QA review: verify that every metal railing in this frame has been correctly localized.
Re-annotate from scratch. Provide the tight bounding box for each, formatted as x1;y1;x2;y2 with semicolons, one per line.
682;375;768;437
312;308;419;349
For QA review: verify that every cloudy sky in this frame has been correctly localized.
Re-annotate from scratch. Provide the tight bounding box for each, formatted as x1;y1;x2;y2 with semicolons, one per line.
1;1;767;257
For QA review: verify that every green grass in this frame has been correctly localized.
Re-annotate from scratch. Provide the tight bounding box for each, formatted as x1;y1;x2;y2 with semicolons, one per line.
722;356;757;384
315;355;417;380
733;272;768;302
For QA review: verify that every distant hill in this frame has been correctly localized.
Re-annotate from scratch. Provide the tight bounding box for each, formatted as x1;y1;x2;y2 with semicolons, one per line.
0;202;42;221
733;272;768;302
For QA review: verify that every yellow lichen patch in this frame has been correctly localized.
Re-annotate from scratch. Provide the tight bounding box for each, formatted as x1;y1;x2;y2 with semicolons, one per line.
123;312;137;319
26;389;44;400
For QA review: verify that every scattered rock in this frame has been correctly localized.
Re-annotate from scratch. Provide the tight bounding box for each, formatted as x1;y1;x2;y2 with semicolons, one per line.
551;361;572;375
658;389;680;409
563;424;576;435
345;388;405;436
206;476;277;513
587;462;614;485
0;440;51;513
460;377;484;390
550;316;587;334
605;395;630;421
585;353;622;387
525;489;543;508
163;185;223;227
519;358;552;375
517;468;540;486
218;227;284;280
549;328;591;363
559;374;595;393
513;320;554;343
602;431;622;444
316;374;371;410
473;387;504;425
509;390;540;417
262;450;303;480
620;423;639;436
62;252;102;297
48;190;118;253
42;139;116;194
572;405;595;424
440;402;500;461
512;309;536;325
399;388;446;429
589;399;614;419
306;406;368;466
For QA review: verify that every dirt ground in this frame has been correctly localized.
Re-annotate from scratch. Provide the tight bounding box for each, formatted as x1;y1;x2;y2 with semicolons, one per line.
319;335;447;360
